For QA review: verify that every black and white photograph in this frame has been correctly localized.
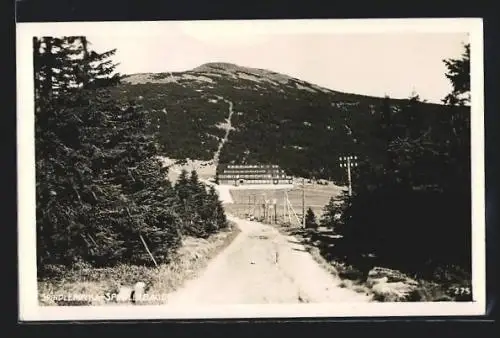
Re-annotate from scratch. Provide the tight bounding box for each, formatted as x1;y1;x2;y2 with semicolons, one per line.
17;18;485;320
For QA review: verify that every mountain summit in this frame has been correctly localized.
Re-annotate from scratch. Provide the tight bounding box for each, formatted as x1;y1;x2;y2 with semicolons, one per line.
124;62;335;94
191;62;245;72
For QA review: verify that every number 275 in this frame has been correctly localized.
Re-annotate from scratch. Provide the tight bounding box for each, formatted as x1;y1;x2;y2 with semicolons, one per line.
450;287;471;295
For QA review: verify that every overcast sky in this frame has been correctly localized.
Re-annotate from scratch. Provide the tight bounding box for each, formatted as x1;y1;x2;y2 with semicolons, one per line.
80;21;469;104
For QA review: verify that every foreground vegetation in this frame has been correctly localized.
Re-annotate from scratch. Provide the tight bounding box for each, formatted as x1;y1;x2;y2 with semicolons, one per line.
35;37;228;278
280;226;471;302
39;222;240;306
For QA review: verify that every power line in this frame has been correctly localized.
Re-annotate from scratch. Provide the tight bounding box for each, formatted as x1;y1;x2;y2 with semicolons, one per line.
283;190;289;224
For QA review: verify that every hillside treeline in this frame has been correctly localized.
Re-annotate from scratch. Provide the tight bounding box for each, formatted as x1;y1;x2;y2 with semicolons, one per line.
34;37;227;274
319;44;472;288
117;64;469;184
109;82;228;161
215;77;469;183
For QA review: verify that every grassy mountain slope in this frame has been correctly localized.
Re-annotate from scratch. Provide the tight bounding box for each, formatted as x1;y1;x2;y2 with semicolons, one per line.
112;62;467;182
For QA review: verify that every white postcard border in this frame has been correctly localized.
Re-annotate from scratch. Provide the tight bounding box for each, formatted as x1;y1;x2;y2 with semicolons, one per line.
17;18;485;321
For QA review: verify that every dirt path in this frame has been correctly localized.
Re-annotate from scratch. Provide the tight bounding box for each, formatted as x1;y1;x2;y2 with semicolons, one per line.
166;215;372;304
212;96;234;165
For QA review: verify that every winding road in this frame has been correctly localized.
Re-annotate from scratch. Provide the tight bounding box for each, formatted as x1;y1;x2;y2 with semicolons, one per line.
166;95;371;304
166;215;372;304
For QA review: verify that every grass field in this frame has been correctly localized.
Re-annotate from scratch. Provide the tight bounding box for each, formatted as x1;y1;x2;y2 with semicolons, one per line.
224;182;346;224
159;156;347;224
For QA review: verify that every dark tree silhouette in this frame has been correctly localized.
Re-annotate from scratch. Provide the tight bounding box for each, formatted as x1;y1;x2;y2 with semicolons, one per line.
329;43;472;284
305;208;318;229
319;197;341;230
442;43;470;106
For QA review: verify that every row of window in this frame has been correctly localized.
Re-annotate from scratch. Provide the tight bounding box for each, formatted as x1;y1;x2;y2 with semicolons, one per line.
222;169;285;174
225;165;280;169
219;179;292;184
219;174;289;179
221;170;268;174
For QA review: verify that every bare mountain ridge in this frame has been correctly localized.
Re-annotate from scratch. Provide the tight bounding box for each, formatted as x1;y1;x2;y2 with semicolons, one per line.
122;62;444;105
123;62;338;95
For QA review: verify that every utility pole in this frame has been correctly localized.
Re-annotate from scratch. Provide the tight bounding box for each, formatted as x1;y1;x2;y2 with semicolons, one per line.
347;157;352;197
264;193;269;223
263;193;267;223
339;155;358;196
258;195;262;219
248;195;251;218
286;191;292;224
288;194;292;224
302;178;306;228
273;199;277;224
253;195;256;218
283;190;287;224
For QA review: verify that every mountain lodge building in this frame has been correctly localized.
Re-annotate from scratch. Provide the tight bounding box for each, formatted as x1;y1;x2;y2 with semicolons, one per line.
216;164;293;185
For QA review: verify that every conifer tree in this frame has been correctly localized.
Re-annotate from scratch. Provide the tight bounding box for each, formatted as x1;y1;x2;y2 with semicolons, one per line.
173;169;203;237
329;43;472;279
174;169;190;202
442;43;470;107
105;101;182;265
188;170;206;209
35;36;182;269
304;207;318;229
441;43;471;192
34;36;127;266
319;197;341;230
206;186;228;232
197;187;218;235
